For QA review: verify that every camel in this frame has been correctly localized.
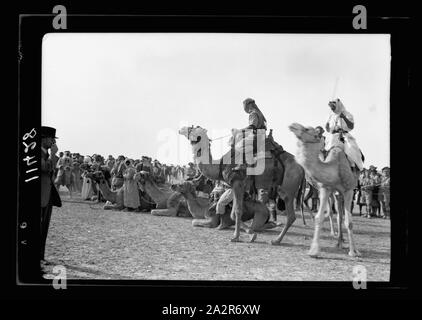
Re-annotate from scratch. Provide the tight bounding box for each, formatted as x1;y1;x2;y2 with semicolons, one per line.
171;181;279;233
179;125;305;244
289;123;360;257
85;171;125;210
306;175;342;239
135;171;191;217
85;171;156;211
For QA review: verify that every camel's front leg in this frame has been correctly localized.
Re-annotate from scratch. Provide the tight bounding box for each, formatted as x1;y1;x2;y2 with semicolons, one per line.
326;200;337;237
271;196;296;245
308;188;330;257
230;180;246;242
334;193;344;248
344;190;361;257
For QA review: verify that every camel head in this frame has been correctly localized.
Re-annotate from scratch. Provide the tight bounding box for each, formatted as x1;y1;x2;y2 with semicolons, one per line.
289;123;321;144
135;170;153;186
86;171;107;185
171;181;196;196
179;125;209;144
191;174;214;193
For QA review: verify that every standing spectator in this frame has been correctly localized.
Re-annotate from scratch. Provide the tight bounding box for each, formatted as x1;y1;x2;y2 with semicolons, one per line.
357;169;367;215
186;162;197;180
380;167;390;219
360;169;373;218
111;155;126;190
53;151;64;181
152;159;165;184
40;126;61;272
71;161;82;193
106;155;115;167
81;156;95;200
369;166;381;217
122;158;141;212
140;156;152;173
54;150;74;197
106;156;115;171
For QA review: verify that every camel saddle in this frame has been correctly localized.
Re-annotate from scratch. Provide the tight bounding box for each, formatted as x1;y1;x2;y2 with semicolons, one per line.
230;133;285;169
220;132;287;194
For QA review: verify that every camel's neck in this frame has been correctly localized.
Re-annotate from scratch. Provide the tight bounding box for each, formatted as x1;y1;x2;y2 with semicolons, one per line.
191;136;222;180
96;180;116;202
197;162;222;181
144;180;172;203
296;141;331;182
183;191;208;218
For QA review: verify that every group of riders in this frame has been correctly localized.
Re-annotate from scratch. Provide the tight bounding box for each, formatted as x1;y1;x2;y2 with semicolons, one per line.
54;97;389;217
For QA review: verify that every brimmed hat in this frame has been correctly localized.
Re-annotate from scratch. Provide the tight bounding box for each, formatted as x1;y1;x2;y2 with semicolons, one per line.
369;165;377;171
40;126;58;138
382;166;390;171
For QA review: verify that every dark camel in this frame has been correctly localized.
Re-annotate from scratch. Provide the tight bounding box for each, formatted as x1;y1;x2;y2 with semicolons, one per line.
179;125;305;244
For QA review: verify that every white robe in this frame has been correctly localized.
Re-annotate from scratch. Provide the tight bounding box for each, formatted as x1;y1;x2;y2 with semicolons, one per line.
325;100;364;170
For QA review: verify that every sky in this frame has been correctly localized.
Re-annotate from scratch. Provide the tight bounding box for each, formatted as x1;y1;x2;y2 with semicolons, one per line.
42;33;390;168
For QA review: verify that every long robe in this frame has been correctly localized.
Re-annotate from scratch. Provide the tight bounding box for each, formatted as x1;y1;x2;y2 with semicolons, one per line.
72;164;82;192
81;170;95;200
325;99;364;170
123;167;140;209
55;156;73;186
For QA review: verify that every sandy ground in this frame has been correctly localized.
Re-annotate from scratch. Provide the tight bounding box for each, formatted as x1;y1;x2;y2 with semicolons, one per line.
43;189;390;281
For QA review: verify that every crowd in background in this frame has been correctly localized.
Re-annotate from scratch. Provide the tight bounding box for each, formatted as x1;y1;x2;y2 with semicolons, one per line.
53;150;389;218
304;165;390;219
52;151;199;201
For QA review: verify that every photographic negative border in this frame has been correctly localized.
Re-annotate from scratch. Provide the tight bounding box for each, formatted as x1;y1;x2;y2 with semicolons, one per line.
16;5;412;300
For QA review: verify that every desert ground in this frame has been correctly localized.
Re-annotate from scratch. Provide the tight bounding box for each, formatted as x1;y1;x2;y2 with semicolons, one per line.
43;188;390;281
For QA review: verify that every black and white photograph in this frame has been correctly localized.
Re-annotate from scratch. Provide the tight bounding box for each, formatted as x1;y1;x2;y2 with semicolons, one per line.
39;32;391;281
11;3;414;304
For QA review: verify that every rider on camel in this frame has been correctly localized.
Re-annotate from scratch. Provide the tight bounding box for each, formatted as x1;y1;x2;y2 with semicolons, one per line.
325;98;364;172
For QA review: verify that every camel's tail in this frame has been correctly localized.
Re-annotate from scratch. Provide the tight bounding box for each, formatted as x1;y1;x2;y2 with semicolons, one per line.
296;174;306;225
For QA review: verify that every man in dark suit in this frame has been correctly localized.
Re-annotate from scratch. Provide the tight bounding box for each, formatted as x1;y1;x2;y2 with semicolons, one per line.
40;126;61;272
